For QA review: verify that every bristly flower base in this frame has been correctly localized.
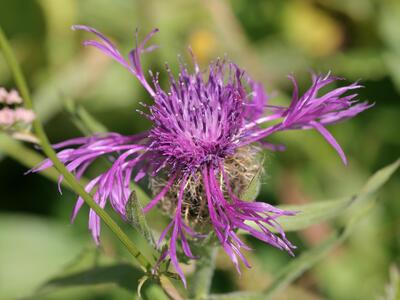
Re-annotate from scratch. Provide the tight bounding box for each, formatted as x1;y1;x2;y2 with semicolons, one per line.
151;145;262;228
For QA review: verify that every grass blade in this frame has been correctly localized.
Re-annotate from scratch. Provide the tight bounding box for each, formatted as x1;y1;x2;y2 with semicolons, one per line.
245;159;400;233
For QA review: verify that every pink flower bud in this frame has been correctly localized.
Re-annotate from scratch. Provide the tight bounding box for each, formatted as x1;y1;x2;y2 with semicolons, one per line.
0;87;7;103
6;89;23;105
0;108;16;126
14;108;36;124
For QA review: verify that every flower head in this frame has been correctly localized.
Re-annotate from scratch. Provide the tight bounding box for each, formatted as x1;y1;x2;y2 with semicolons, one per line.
31;25;372;285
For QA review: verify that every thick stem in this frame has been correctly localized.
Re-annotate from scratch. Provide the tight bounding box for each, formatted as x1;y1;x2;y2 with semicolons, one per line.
190;246;218;300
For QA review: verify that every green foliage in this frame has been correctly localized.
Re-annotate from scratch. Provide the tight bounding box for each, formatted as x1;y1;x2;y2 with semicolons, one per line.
23;242;165;300
0;214;84;299
64;99;108;135
240;161;263;201
274;159;400;232
125;191;157;249
263;200;377;299
1;1;400;299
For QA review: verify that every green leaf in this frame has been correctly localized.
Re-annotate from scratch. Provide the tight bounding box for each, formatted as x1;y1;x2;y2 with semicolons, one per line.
38;263;143;295
356;159;400;197
125;191;156;249
246;159;400;233
240;160;263;201
26;245;170;300
262;197;378;299
263;229;348;299
275;197;353;232
0;214;84;299
64;98;108;135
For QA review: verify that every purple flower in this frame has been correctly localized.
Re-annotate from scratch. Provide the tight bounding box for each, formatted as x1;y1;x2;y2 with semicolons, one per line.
31;25;372;285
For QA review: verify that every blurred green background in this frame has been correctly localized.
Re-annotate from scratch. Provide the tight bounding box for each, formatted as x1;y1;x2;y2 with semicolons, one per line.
0;0;399;299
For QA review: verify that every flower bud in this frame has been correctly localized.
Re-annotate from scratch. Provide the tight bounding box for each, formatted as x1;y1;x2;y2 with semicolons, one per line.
0;108;15;126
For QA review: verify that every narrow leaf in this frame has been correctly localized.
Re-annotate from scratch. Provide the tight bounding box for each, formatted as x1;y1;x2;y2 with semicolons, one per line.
240;160;263;201
24;245;169;300
357;158;400;197
64;98;108;134
125;191;156;248
245;159;400;233
263;198;377;299
30;261;144;299
264;230;346;299
275;198;352;232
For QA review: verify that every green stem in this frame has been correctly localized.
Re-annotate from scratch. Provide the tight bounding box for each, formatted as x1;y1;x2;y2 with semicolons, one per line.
0;26;151;271
190;246;218;300
0;133;63;185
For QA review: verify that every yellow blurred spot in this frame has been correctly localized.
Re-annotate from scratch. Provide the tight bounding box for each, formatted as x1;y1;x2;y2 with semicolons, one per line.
188;29;217;64
283;1;344;57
